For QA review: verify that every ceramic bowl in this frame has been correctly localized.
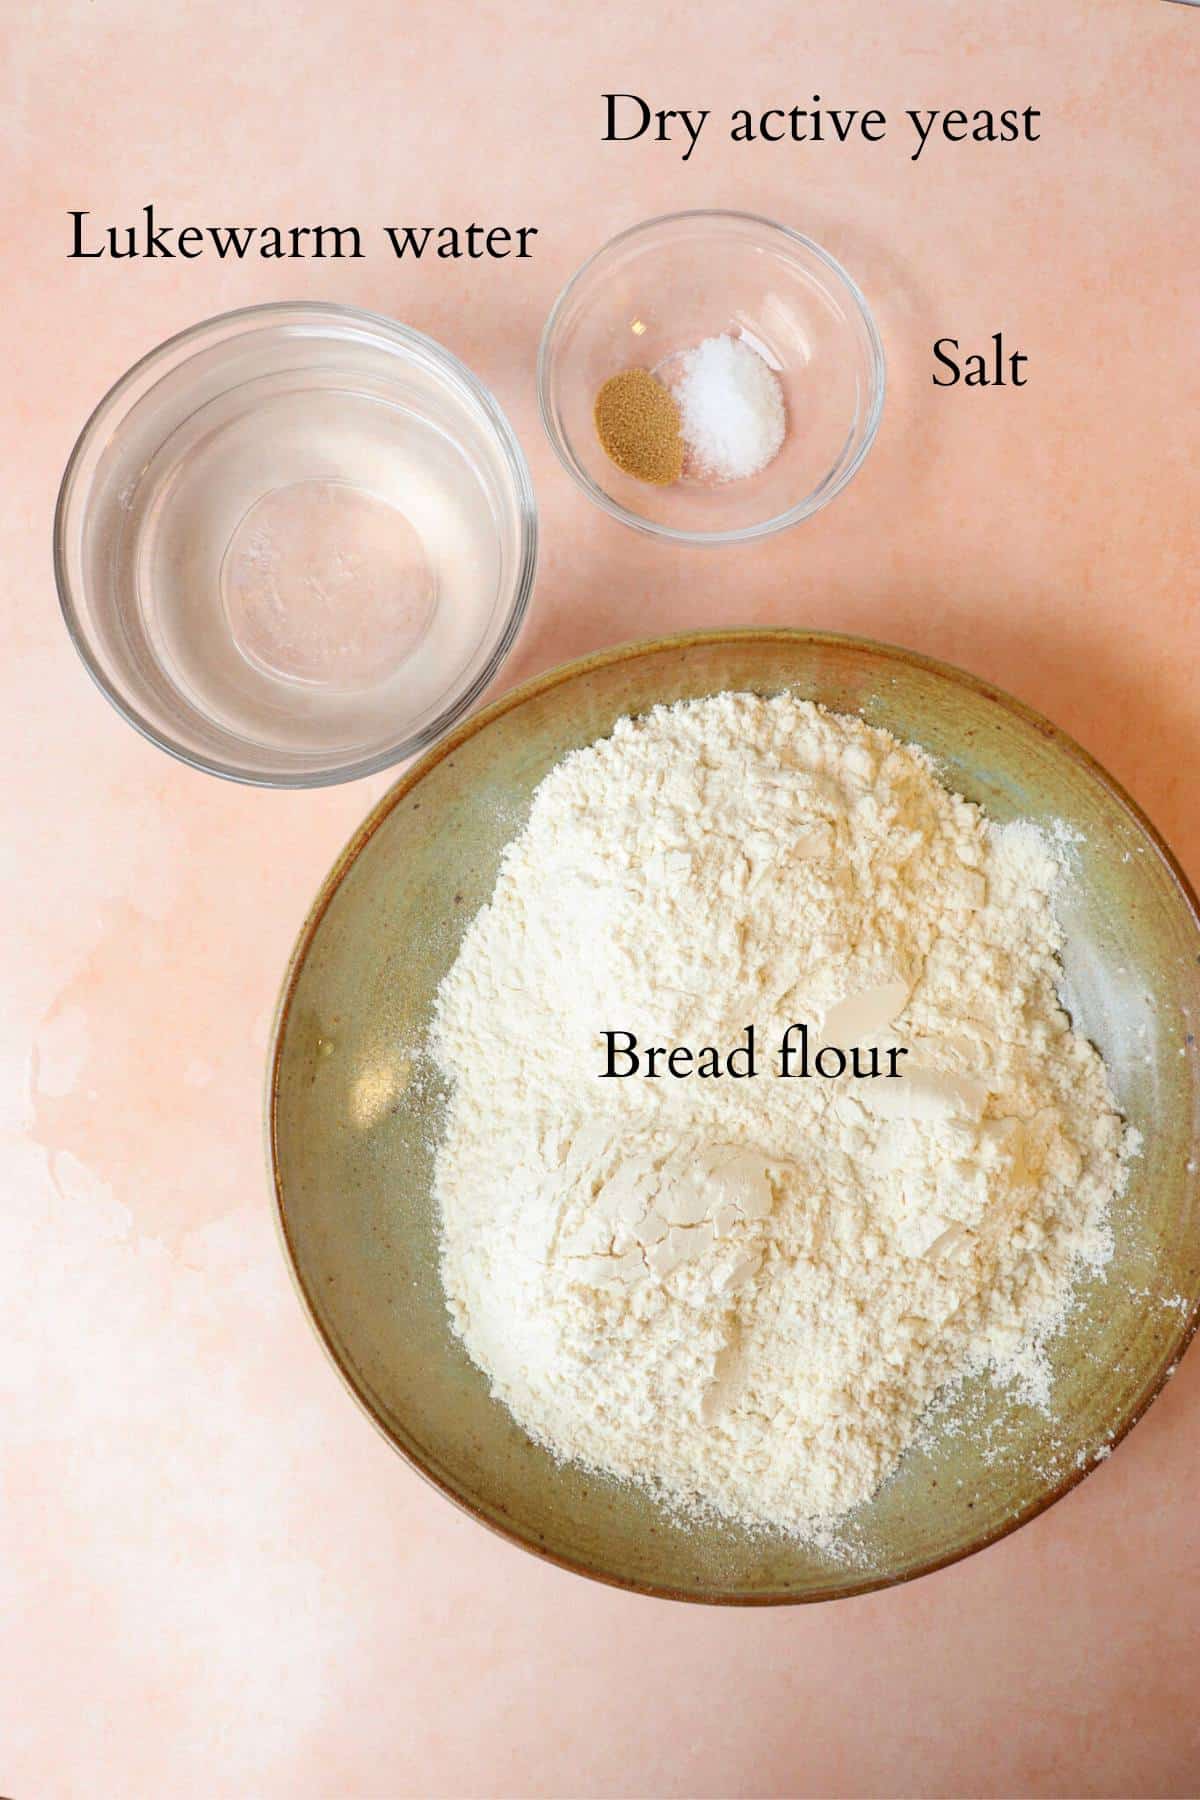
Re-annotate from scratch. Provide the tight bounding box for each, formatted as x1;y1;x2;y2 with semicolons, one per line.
269;631;1200;1602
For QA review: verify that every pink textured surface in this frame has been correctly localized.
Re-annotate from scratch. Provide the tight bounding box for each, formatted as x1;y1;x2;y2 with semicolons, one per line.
5;2;1200;1795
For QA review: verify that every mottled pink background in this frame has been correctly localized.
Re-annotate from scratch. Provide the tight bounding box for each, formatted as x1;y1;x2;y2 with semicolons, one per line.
5;2;1200;1795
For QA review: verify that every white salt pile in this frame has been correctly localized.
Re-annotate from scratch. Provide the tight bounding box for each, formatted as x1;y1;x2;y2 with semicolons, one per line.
669;333;786;482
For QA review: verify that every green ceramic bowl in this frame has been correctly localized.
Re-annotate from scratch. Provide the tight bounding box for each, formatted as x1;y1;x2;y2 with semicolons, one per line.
269;630;1200;1602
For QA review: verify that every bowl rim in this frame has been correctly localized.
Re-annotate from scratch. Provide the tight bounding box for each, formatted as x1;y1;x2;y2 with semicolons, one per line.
267;627;1200;1603
537;209;887;546
52;299;539;788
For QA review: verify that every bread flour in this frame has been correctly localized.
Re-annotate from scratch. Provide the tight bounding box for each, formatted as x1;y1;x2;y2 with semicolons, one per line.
431;692;1134;1536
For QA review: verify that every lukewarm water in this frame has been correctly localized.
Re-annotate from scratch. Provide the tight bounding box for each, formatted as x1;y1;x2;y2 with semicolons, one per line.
126;378;504;754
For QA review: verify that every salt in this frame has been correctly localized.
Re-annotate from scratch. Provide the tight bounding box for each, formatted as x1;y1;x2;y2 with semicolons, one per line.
668;333;786;482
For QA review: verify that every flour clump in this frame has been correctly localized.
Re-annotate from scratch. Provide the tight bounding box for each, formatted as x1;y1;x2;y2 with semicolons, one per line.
430;693;1133;1537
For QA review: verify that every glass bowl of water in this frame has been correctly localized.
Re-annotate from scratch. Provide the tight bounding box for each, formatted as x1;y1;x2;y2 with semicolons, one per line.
55;303;537;785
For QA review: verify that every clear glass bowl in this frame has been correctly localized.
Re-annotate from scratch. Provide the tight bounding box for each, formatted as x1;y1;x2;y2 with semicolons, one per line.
538;211;885;545
55;303;538;786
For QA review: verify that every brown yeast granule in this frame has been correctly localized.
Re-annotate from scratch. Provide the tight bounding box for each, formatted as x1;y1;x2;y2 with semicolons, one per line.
593;368;684;486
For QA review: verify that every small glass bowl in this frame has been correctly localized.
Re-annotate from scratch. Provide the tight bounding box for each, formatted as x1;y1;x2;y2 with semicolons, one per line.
55;303;537;786
538;211;885;545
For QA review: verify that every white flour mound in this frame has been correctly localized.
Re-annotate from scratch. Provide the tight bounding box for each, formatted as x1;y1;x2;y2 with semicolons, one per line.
431;692;1134;1537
